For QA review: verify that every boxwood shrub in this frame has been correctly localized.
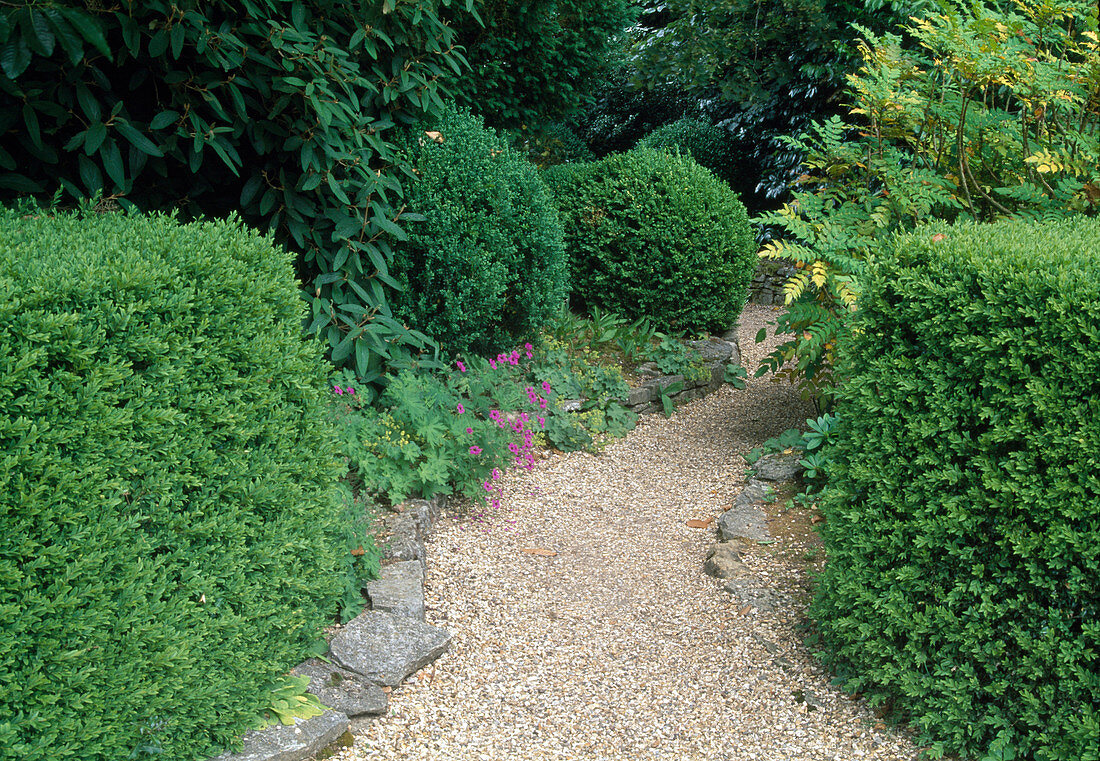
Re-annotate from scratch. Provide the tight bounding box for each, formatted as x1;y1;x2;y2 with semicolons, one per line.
812;218;1100;761
637;117;739;187
546;147;755;334
0;208;365;761
390;105;568;357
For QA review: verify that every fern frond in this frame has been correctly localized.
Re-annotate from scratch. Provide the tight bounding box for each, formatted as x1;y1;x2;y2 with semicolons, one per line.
811;260;829;289
783;270;811;305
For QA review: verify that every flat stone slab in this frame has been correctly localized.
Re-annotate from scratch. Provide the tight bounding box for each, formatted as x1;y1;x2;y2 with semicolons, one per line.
717;481;771;542
687;337;734;363
724;577;779;612
330;610;451;687
210;710;348;761
753;452;803;482
291;659;388;717
367;560;426;621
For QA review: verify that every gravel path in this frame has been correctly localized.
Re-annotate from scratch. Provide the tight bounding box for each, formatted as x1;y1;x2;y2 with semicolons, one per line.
333;304;923;761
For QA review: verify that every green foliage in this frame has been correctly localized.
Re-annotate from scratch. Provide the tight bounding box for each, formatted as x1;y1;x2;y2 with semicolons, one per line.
447;0;637;127
626;0;934;208
391;105;568;357
546;148;756;334
754;116;960;408
336;356;543;506
0;208;367;761
532;337;638;451
724;363;748;388
254;675;328;728
0;0;476;392
638;117;740;186
812;218;1100;761
758;0;1100;408
511;121;595;168
570;68;693;157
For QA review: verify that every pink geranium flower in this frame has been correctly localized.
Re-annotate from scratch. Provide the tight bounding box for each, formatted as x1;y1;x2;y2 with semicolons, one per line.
469;445;482;455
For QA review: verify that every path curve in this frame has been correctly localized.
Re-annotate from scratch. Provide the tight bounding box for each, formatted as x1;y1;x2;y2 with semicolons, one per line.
334;305;922;761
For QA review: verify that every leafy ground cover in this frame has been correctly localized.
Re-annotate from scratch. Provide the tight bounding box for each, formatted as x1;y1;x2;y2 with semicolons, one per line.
330;305;739;513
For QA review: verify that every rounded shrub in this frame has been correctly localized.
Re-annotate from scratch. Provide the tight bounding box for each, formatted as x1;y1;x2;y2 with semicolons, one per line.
546;147;756;333
637;117;739;186
0;208;362;761
391;106;568;357
812;218;1100;761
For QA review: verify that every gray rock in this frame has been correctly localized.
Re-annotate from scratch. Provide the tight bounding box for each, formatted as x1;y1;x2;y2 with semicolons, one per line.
717;482;771;542
330;610;451;687
723;577;779;612
367;560;425;620
703;543;750;579
291;660;388;718
627;385;655;406
687;337;734;364
210;710;349;761
709;364;725;387
560;398;584;413
380;513;427;567
643;374;685;393
635;362;662;377
753;453;803;482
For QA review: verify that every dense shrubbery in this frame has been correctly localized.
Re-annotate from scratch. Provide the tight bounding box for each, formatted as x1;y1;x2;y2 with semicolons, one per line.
390;106;568;357
812;219;1100;761
0;209;371;761
546;148;755;334
757;0;1100;408
447;0;636;127
0;1;474;389
637;117;739;186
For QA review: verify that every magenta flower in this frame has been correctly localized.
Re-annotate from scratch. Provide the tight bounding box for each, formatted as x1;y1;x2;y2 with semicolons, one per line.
469;445;482;455
465;427;474;435
537;416;545;427
456;403;465;414
489;359;497;370
347;387;355;395
538;397;547;409
512;420;524;432
508;443;519;454
542;381;552;394
456;360;467;373
483;481;493;491
489;410;502;422
492;468;501;480
333;385;343;395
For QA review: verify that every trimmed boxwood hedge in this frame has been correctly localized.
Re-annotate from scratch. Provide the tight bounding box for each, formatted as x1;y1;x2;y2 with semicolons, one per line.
390;105;568;357
0;208;364;761
546;147;755;334
637;117;739;187
812;218;1100;761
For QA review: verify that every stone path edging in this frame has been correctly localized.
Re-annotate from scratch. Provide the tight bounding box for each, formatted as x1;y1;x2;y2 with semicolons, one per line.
704;452;805;614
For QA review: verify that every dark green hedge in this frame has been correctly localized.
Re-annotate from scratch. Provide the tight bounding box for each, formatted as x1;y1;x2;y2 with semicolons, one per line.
812;218;1100;760
0;209;362;761
637;117;739;187
0;1;473;388
546;147;755;334
391;105;568;356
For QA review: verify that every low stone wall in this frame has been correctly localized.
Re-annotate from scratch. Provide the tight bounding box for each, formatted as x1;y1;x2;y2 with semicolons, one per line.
623;335;741;415
747;258;796;306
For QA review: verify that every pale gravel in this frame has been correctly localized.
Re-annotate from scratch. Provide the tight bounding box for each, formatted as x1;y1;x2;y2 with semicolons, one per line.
332;304;924;761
